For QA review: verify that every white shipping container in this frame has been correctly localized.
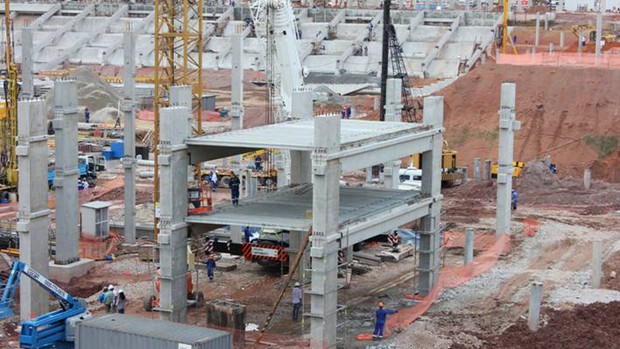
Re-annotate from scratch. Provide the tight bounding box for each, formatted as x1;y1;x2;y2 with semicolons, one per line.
76;314;233;349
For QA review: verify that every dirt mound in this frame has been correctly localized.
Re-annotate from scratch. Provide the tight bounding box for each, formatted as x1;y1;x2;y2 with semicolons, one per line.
483;302;620;349
437;64;620;183
45;67;121;120
602;251;620;291
518;159;561;191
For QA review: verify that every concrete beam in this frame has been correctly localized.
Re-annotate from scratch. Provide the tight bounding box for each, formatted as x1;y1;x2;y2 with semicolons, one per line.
421;17;459;77
291;88;313;120
53;80;80;265
102;12;155;65
328;10;346;34
17;99;51;320
158;106;190;323
123;31;136;243
409;11;425;37
34;4;96;57
27;4;61;31
43;5;129;70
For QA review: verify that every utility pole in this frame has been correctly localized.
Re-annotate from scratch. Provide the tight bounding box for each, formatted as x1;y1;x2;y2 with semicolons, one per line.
379;0;391;122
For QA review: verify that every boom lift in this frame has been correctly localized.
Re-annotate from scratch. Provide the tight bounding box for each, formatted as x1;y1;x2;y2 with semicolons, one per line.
0;261;91;348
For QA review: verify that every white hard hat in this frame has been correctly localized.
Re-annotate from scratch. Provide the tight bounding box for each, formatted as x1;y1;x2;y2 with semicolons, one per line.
119;289;124;294
294;282;300;287
108;285;114;289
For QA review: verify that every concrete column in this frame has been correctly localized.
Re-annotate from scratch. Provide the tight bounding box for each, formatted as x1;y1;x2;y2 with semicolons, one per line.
21;28;34;98
290;150;312;184
122;31;137;243
310;115;341;349
534;13;540;54
560;31;564;48
53;80;80;265
418;96;443;296
549;43;554;54
291;88;313;120
495;83;521;238
578;29;583;54
591;240;602;288
384;78;403;190
464;227;474;265
289;230;306;280
158;106;190;322
528;282;543;331
484;160;492;180
17;99;51;319
244;170;257;198
584;168;592;189
595;0;606;57
169;86;192;133
474;158;481;179
366;167;373;183
230;35;244;245
544;13;549;31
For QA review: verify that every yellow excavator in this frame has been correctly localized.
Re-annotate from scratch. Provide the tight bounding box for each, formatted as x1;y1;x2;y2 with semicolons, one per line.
409;141;465;186
571;24;616;43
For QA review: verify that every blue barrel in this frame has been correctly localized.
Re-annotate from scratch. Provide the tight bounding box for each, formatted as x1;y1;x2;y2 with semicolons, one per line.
111;141;124;159
101;150;114;160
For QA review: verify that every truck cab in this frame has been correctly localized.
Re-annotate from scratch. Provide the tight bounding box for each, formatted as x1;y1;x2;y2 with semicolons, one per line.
399;167;422;191
250;228;290;268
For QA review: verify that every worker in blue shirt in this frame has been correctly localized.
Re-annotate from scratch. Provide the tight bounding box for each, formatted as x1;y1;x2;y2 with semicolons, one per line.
243;226;252;243
229;172;241;206
206;254;216;281
511;189;518;211
373;301;397;339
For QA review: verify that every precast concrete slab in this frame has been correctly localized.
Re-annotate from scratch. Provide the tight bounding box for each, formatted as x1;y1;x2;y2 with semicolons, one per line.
304;55;339;74
186;184;430;247
48;259;95;284
411;25;447;42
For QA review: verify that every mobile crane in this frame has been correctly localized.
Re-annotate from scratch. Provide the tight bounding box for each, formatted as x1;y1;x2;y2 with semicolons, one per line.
0;261;91;348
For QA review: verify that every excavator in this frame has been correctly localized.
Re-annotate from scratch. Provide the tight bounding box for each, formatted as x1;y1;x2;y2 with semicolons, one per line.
408;141;466;187
571;24;616;44
0;261;92;348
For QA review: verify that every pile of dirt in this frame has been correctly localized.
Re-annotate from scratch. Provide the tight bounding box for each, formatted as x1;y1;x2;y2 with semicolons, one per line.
437;64;620;183
602;251;620;291
45;67;121;121
483;302;620;349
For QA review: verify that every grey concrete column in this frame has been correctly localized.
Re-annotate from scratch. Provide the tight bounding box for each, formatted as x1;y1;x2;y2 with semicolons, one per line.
122;31;137;243
53;80;80;265
384;160;402;190
310;115;341;349
464;227;474;265
290;150;312;184
230;35;244;244
21;28;34;98
474;158;480;179
158;106;190;322
544;13;549;31
244;170;257;198
484;160;492;180
169;85;192;133
528;281;543;331
291;88;314;120
366;167;373;183
549;43;554;54
384;78;402;189
578;29;583;54
17;99;51;319
591;240;602;288
584;168;592;189
595;0;606;57
495;83;521;238
560;31;564;48
534;13;540;54
418;96;443;296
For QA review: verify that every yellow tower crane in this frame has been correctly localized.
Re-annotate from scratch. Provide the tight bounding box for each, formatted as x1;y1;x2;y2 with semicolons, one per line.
1;0;18;189
153;0;204;240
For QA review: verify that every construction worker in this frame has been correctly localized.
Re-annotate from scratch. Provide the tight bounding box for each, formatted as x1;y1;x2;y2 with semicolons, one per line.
292;282;302;321
511;189;518;211
388;231;400;252
210;171;218;192
84;107;90;123
103;286;114;313
114;114;121;129
206;254;216;281
229;172;241;206
254;154;263;171
243;226;252;243
373;301;397;340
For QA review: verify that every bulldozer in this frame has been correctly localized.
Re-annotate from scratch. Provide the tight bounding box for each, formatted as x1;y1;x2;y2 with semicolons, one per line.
571;24;616;43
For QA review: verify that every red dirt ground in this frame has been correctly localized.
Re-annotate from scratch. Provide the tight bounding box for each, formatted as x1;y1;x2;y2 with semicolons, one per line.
435;63;620;182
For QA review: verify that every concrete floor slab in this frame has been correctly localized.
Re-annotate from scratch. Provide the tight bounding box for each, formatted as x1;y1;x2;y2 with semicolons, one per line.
186;184;423;231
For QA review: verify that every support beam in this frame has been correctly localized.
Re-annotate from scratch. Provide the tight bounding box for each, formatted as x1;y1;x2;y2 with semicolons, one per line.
17;99;51;320
421;17;460;77
464;227;474;265
34;4;96;57
43;5;128;70
310;115;341;349
534;12;540;54
158;106;190;322
495;83;520;238
384;78;403;190
409;11;425;37
230;34;244;245
103;12;155;65
28;4;61;31
595;0;606;57
53;80;80;265
591;240;602;288
528;282;543;331
418;96;444;296
123;31;137;243
21;28;34;98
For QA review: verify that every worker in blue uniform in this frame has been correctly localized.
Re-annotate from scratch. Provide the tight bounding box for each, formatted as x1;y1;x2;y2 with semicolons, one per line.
373;301;397;339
